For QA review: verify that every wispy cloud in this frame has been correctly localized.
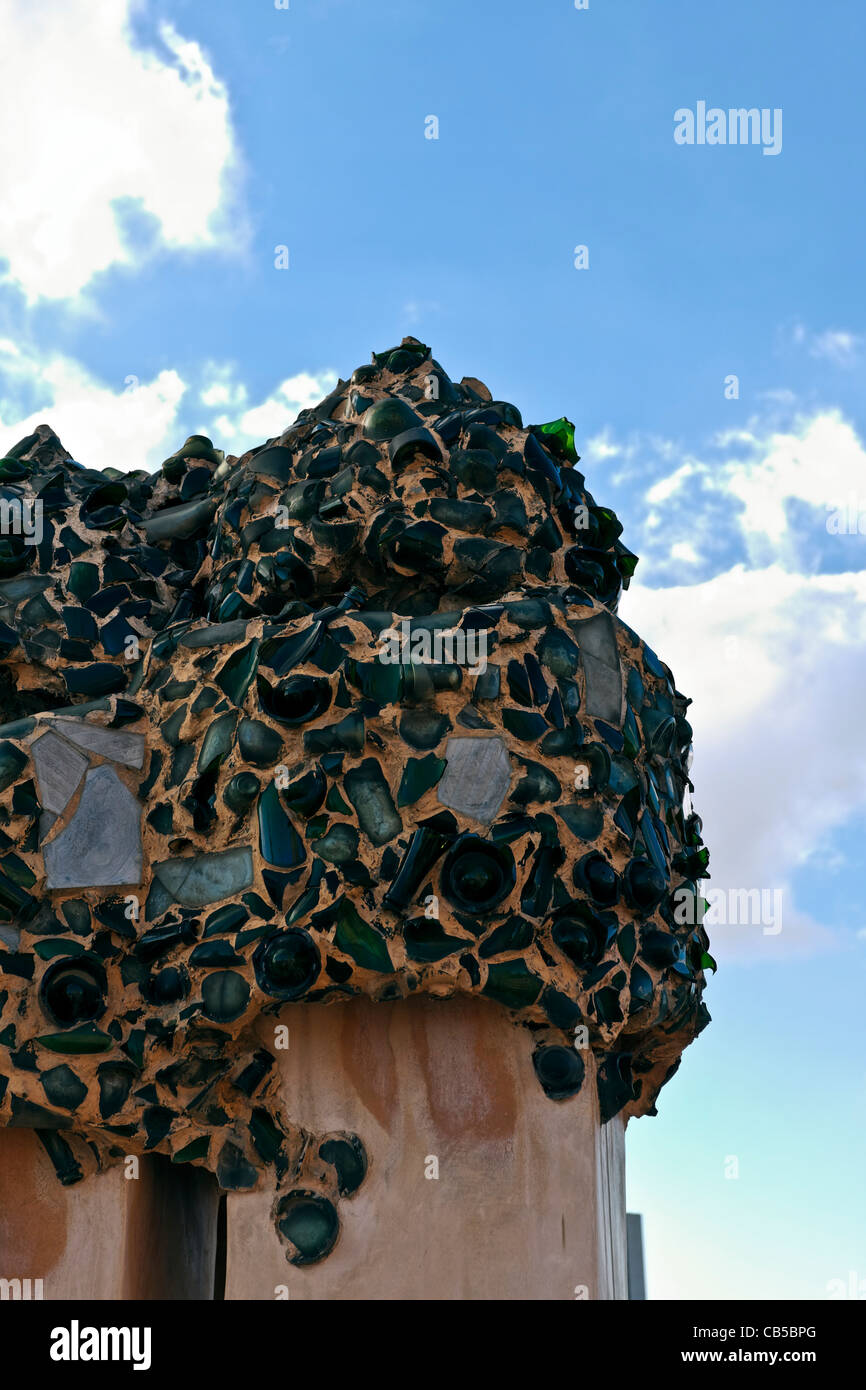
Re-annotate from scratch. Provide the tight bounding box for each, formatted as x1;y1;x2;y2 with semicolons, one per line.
783;321;862;367
809;329;862;366
401;299;442;326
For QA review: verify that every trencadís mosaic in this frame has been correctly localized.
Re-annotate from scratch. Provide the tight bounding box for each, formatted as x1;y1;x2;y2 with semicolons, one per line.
0;340;712;1266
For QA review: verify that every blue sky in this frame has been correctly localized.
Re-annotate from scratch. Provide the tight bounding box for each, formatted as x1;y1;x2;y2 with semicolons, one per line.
1;0;864;1299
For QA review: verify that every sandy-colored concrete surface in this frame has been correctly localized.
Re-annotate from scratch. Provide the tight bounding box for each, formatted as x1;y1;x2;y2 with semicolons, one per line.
0;1130;218;1299
225;995;626;1300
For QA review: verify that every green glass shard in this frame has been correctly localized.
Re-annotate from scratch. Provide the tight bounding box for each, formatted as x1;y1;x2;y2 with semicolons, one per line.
347;659;402;705
343;759;402;845
482;959;542;1009
172;1136;210;1163
397;754;446;807
67;561;100;603
258;782;305;868
622;705;641;759
1;852;36;888
315;823;359;864
333;899;394;973
536;416;578;463
204;903;249;937
403;918;465;963
33;939;86;960
216;638;261;707
238;718;283;768
0;740;27;795
249;1109;283;1164
198;711;237;775
325;784;352;815
37;1026;114;1054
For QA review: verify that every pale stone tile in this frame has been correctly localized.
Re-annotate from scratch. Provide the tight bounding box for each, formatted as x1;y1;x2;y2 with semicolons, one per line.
51;717;145;769
43;765;142;889
437;735;511;823
32;730;88;816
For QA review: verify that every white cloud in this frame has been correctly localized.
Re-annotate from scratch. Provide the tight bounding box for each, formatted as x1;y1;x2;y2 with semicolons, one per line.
717;410;866;558
591;402;866;963
583;429;622;462
620;379;866;968
645;460;694;505
0;0;242;302
669;540;699;564
0;340;186;472
201;365;339;454
620;408;866;571
200;383;233;408
623;564;866;962
0;346;341;471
